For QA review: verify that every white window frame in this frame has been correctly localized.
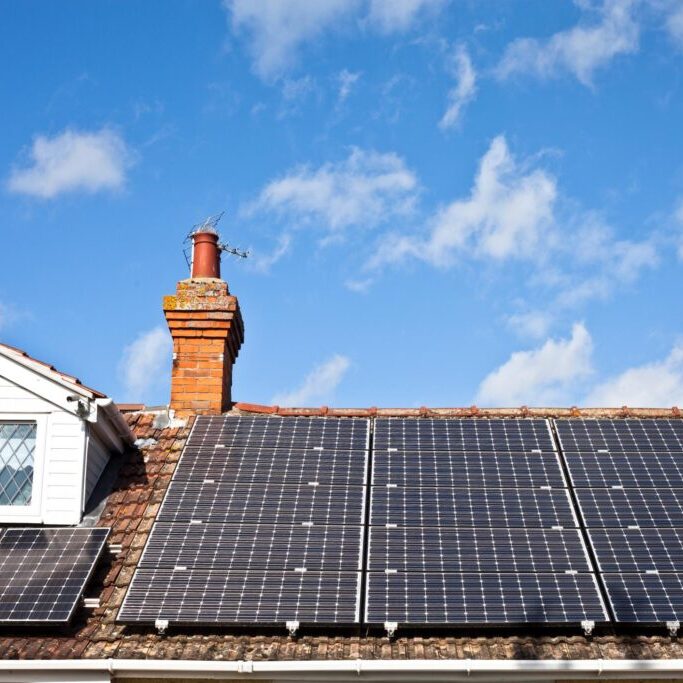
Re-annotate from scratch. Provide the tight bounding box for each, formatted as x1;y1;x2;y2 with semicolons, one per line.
0;413;47;523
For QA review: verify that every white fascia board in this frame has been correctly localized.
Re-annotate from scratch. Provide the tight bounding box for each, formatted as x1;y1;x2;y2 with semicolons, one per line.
2;659;683;682
0;355;89;416
91;399;134;453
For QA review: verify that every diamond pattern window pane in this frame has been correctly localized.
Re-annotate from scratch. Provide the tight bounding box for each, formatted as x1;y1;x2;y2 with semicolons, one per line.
0;423;36;506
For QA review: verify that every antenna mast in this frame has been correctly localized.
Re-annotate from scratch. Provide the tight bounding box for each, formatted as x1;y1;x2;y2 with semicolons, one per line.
183;212;248;272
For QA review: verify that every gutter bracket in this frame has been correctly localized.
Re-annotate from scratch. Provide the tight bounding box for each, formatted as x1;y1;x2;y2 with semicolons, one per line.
237;660;254;674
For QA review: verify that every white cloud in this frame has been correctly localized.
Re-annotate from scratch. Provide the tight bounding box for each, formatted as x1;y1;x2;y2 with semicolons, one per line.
367;0;445;32
225;0;359;80
666;4;683;47
439;44;477;129
337;69;361;103
246;147;418;233
585;344;683;406
7;128;132;199
476;323;593;406
506;310;553;339
118;327;172;402
496;0;639;86
272;354;351;406
225;0;446;80
370;135;557;268
249;234;292;273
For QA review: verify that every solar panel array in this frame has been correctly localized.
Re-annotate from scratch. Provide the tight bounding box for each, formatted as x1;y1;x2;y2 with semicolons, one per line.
119;416;369;625
558;418;683;623
0;526;109;622
366;418;607;625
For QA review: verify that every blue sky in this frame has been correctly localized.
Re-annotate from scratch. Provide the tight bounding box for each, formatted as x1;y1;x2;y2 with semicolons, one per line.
1;0;683;408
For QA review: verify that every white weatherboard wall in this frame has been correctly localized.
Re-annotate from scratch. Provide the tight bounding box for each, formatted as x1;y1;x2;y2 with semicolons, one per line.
0;375;87;525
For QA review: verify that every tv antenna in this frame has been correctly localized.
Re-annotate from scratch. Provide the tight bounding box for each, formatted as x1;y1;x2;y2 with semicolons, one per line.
183;212;249;272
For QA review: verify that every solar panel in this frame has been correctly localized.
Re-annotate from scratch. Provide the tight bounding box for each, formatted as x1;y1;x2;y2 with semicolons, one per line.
564;451;683;488
555;419;683;453
603;573;683;623
574;487;683;528
0;527;109;623
368;527;592;573
172;446;367;486
370;487;578;528
588;528;683;573
159;480;366;526
556;418;683;626
121;569;361;624
140;522;364;571
374;418;555;452
120;416;370;626
365;572;607;625
190;415;369;451
373;451;565;488
367;417;605;629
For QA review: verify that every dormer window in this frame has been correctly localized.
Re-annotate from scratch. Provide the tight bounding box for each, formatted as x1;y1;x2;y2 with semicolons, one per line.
0;421;37;506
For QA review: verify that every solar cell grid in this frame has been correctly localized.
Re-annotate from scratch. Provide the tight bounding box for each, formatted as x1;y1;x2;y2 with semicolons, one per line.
189;416;370;451
373;451;565;488
0;527;109;623
370;486;577;528
366;572;607;624
374;418;555;452
603;573;683;623
575;487;683;528
120;569;361;624
159;480;366;526
564;451;683;488
555;419;683;453
140;522;364;571
587;527;683;573
368;527;591;573
172;446;367;486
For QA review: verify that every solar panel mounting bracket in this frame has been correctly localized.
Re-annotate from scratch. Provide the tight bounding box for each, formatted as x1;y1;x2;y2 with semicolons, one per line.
155;619;169;635
667;620;680;637
286;620;300;637
581;620;595;636
384;621;398;638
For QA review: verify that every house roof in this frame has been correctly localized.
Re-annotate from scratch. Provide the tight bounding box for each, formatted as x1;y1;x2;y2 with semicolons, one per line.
0;343;107;399
2;407;683;663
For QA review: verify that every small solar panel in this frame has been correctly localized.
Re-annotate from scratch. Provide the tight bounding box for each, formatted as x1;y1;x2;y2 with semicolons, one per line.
0;527;109;623
190;415;369;451
370;487;578;528
140;522;364;571
564;451;683;488
374;418;555;452
365;572;607;625
159;480;366;526
555;419;683;453
173;446;367;486
122;569;361;624
373;451;565;488
603;573;683;623
574;487;683;528
368;527;591;573
588;527;683;573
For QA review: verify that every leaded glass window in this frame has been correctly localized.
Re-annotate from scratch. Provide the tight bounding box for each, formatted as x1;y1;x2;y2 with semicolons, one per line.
0;422;36;506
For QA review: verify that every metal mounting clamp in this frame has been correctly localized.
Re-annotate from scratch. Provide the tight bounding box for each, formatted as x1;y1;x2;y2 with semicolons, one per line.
384;621;398;638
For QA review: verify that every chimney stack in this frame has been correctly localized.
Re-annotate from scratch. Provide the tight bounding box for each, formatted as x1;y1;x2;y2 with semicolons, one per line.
163;229;244;415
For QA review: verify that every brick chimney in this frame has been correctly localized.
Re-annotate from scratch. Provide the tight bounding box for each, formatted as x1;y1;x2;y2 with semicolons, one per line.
163;229;244;414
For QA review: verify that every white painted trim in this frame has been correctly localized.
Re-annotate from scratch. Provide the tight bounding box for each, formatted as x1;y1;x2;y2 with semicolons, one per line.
0;414;46;522
1;658;683;681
